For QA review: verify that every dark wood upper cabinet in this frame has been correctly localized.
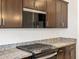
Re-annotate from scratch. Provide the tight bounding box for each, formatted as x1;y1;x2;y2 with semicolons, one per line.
46;0;68;28
34;0;47;11
0;0;68;28
56;0;68;28
0;0;2;27
56;0;62;28
46;0;56;28
23;0;34;9
2;0;22;28
61;2;68;28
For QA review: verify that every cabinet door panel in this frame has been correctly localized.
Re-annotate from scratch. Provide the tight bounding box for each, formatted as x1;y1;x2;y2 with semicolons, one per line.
65;45;76;59
57;53;64;59
61;2;68;28
57;48;65;59
65;47;71;59
2;0;22;28
2;0;6;27
23;0;34;9
35;0;47;11
56;0;68;28
46;0;56;28
70;45;76;59
70;49;75;59
0;0;1;27
56;0;62;28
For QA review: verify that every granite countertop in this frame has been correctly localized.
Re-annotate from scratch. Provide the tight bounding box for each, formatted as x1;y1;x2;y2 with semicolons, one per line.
36;38;76;48
0;37;76;59
0;48;32;59
52;42;76;48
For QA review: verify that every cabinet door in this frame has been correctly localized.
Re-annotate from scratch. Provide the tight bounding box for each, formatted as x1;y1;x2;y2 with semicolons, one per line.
70;45;76;59
0;0;2;27
23;0;34;9
2;0;22;28
56;0;68;28
65;45;76;59
57;48;65;59
35;0;47;11
56;0;62;28
61;2;68;28
70;48;76;59
65;47;71;59
46;0;56;28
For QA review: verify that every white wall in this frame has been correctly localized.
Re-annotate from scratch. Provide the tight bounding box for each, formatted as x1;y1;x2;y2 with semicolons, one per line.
0;0;77;45
77;0;79;59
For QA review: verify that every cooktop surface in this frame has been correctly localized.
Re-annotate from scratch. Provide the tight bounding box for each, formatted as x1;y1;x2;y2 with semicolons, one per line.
16;43;57;54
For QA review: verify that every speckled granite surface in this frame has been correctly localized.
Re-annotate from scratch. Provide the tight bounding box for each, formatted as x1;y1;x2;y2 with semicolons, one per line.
33;37;76;48
0;48;32;59
0;37;76;59
0;37;76;51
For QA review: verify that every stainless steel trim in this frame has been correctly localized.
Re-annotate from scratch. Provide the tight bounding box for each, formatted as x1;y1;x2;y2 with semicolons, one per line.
37;52;57;59
23;8;46;14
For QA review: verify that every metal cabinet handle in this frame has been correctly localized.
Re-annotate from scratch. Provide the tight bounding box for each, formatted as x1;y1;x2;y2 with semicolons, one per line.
1;18;3;26
1;18;5;26
60;22;64;27
46;21;48;26
2;18;5;26
62;22;64;27
0;19;2;26
59;50;63;53
70;46;74;49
